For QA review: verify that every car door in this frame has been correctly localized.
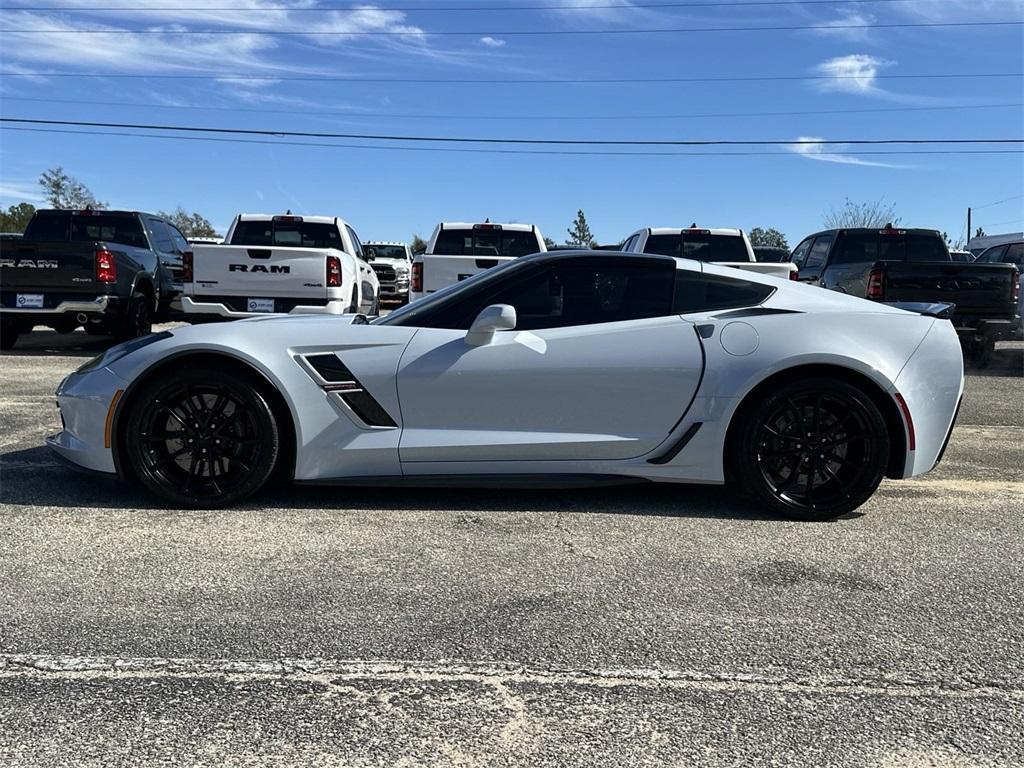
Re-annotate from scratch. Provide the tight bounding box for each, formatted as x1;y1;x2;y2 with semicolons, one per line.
345;225;376;313
394;255;704;465
796;234;833;285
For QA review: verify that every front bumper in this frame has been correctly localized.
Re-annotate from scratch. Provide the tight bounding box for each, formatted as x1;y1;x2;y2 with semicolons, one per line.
182;296;349;319
46;366;128;475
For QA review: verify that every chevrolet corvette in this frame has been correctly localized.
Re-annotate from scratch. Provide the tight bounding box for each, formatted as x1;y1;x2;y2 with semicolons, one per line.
48;250;963;520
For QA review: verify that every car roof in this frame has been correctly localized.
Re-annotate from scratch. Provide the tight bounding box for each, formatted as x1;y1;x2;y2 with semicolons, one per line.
236;214;345;225
646;227;744;236
438;222;537;232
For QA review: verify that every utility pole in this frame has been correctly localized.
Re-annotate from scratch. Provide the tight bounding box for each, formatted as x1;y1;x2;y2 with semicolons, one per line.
967;207;972;243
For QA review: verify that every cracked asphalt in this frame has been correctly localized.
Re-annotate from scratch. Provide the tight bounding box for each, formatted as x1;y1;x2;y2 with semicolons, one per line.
1;326;1022;767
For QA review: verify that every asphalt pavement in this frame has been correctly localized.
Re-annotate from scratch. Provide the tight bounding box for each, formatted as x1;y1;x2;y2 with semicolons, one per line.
1;326;1021;767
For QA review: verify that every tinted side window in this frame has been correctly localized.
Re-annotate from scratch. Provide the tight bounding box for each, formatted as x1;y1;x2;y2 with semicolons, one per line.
168;225;190;254
345;225;364;259
789;237;814;268
148;219;175;253
1003;243;1023;266
622;234;640;252
978;245;1007;263
832;233;878;266
674;272;775;313
23;214;68;241
905;233;949;262
803;235;833;270
416;258;676;331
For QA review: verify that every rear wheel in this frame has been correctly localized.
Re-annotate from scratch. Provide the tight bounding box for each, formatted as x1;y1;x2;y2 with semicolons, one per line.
114;292;152;341
124;368;280;508
0;320;21;350
732;377;889;521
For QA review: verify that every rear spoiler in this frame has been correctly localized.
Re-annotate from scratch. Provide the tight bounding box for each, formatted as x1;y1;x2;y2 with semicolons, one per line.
883;301;955;319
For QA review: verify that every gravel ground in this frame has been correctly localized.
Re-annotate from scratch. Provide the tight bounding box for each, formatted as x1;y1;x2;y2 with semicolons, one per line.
1;326;1021;767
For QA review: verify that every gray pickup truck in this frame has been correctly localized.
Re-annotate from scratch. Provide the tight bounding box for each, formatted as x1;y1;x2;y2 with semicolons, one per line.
792;226;1020;366
0;209;187;349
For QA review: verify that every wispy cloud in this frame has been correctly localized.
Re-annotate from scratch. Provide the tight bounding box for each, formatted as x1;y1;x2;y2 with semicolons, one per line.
546;0;660;26
814;54;893;96
811;9;876;42
478;36;507;48
788;136;907;169
896;0;1023;22
0;180;46;204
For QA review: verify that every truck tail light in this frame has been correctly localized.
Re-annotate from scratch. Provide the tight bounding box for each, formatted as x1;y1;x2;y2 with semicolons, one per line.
789;267;799;281
95;249;117;283
326;255;342;287
411;261;423;292
867;267;885;300
1012;267;1020;304
181;250;193;282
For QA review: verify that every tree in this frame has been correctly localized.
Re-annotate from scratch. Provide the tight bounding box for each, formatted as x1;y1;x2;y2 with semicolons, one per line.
823;197;899;229
543;236;556;249
159;206;219;238
39;167;106;210
974;227;986;239
410;234;427;254
748;227;788;249
566;209;596;248
0;202;36;233
942;231;966;250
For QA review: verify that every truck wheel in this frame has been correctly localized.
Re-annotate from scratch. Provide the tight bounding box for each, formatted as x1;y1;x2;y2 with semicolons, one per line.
347;288;359;314
84;323;109;336
971;336;994;369
0;320;21;350
730;377;889;521
370;294;380;316
115;292;153;341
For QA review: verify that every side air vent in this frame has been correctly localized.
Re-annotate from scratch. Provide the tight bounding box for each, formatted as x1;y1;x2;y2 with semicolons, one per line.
301;353;396;428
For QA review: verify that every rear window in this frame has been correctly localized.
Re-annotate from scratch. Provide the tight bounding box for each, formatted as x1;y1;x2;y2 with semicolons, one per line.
674;272;775;313
24;213;147;248
432;228;540;257
833;231;949;265
644;232;750;262
231;220;346;250
366;245;407;260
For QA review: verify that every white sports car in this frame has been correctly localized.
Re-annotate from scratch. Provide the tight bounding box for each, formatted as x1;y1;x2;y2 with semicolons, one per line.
48;250;964;520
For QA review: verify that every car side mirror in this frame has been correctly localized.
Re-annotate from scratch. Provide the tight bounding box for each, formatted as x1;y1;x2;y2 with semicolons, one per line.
364;251;375;262
466;304;516;346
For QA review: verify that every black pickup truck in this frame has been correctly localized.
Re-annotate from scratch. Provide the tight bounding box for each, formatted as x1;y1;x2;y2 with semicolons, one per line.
791;226;1020;366
0;209;188;349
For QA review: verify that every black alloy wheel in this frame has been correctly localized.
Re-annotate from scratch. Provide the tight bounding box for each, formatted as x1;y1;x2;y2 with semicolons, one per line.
115;292;153;341
125;368;280;508
734;377;889;520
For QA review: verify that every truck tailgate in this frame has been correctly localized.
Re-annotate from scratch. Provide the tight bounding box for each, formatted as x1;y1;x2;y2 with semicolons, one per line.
880;261;1018;315
421;254;514;293
191;245;331;299
0;241;99;293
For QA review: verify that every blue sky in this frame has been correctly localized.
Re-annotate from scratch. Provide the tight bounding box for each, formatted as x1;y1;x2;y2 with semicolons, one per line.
0;0;1021;246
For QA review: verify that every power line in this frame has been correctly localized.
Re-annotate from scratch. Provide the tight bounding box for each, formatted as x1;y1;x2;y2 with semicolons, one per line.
1;71;1021;84
3;96;1020;122
4;125;1022;157
0;0;989;11
1;19;1021;35
972;194;1024;210
4;116;1022;145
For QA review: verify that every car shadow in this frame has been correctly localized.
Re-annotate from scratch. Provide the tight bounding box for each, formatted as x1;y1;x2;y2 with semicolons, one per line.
0;445;859;523
2;327;116;358
968;342;1023;378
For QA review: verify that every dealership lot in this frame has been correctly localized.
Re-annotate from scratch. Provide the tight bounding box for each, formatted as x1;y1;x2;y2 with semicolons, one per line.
1;326;1022;766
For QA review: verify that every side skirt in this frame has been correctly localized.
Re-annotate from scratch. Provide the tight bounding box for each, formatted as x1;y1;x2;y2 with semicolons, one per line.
295;474;652;490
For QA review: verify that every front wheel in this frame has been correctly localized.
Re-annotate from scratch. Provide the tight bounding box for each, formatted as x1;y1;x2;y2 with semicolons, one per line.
124;368;281;508
732;377;889;521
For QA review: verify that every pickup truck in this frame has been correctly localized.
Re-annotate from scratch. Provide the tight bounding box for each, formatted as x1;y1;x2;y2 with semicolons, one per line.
622;227;799;279
791;226;1020;366
410;222;547;301
975;240;1024;340
0;209;186;349
364;241;412;305
183;213;380;319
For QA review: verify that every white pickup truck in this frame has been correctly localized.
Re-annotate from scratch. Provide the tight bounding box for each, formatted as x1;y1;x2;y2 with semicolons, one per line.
410;222;547;301
182;213;380;319
622;227;798;279
364;241;413;305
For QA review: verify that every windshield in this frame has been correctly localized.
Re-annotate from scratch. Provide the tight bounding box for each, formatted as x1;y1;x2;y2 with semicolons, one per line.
366;245;407;260
230;220;345;250
375;256;537;326
433;228;540;257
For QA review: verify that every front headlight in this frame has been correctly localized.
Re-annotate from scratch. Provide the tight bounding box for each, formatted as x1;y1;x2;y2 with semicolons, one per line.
394;264;410;275
76;331;173;374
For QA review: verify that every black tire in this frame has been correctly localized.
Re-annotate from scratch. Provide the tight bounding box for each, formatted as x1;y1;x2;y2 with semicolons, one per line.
51;318;79;335
970;336;994;369
369;294;381;317
0;320;21;350
124;367;281;508
731;376;889;521
347;287;359;314
114;292;153;341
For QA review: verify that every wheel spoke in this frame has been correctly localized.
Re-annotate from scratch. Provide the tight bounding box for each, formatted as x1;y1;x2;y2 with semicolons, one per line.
820;462;852;500
150;447;188;472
